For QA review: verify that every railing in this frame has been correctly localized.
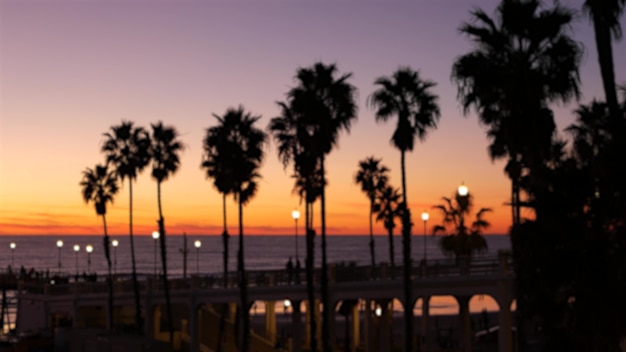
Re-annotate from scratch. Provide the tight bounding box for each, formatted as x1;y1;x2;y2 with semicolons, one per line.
17;252;512;296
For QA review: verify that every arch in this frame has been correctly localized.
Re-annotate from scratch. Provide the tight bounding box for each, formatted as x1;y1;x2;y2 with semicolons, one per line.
510;298;517;312
469;294;500;313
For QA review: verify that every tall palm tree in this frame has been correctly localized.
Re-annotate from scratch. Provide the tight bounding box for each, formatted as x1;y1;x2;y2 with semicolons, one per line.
202;115;238;352
149;121;184;345
374;184;403;278
79;163;119;330
368;67;440;352
102;121;150;334
269;100;323;352
452;2;582;348
583;0;625;118
432;192;490;262
452;0;582;226
355;156;389;272
287;62;358;350
212;106;266;352
202;120;237;286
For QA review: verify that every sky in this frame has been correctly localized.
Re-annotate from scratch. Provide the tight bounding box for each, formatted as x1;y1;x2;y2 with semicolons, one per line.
1;0;624;237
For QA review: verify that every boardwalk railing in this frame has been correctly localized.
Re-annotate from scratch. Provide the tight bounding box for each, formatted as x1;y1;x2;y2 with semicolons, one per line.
17;251;512;296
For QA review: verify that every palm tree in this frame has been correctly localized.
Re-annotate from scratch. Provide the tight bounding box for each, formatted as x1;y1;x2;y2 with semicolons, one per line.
432;191;489;262
287;62;358;350
583;0;625;118
452;0;582;226
374;184;403;278
202;123;237;288
269;100;323;352
79;163;119;330
452;4;583;348
202;114;239;352
102;121;150;334
355;156;389;273
212;106;267;352
368;67;440;352
149;121;184;345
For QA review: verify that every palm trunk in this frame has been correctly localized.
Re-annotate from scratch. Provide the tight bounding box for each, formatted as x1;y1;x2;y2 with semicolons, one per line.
237;195;250;352
223;193;229;286
388;227;395;279
157;182;174;345
400;150;413;352
217;193;229;352
128;181;143;335
103;214;113;331
369;200;376;276
592;14;619;119
320;155;331;352
305;191;317;352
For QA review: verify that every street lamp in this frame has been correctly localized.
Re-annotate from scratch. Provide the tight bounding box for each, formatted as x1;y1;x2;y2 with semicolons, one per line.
73;245;80;277
152;231;160;277
9;242;15;267
112;239;119;275
86;244;93;273
292;209;300;262
56;240;64;274
194;240;201;275
421;211;429;263
458;182;469;197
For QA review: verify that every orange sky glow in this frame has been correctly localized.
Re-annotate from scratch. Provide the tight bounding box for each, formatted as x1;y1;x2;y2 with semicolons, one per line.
1;0;623;237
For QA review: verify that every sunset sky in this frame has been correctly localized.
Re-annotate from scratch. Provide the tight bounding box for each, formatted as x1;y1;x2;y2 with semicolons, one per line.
1;0;624;237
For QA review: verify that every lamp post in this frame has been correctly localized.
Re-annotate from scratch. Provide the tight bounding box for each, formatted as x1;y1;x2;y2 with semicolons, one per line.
9;242;16;267
292;209;300;262
73;245;80;277
86;244;93;273
112;239;119;275
421;211;429;263
56;240;64;274
458;182;468;197
458;182;469;229
152;231;159;277
194;240;201;275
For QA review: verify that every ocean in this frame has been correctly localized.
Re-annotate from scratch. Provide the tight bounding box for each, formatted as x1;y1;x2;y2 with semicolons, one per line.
0;234;510;276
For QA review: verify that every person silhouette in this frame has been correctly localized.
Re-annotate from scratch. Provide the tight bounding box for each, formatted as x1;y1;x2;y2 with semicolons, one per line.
286;257;294;284
295;259;301;284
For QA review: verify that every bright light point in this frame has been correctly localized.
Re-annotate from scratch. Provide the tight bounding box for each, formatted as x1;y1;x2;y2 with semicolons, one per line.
152;231;160;239
112;239;119;247
375;307;382;317
194;240;201;248
284;299;291;308
292;209;300;220
73;244;80;252
421;211;429;221
86;244;93;253
10;242;16;249
56;240;63;248
458;182;468;196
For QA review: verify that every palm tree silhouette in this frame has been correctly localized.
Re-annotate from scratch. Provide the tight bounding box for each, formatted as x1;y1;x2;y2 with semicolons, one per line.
583;0;625;118
102;121;150;334
202;111;239;352
79;163;118;330
212;106;267;352
375;184;403;279
368;67;440;352
355;156;389;273
149;121;184;345
452;0;582;227
287;62;358;350
269;100;324;352
432;192;489;263
453;2;582;348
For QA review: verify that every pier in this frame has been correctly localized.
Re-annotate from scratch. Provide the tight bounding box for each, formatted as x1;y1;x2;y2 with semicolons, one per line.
14;252;514;352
